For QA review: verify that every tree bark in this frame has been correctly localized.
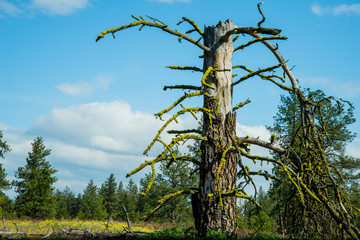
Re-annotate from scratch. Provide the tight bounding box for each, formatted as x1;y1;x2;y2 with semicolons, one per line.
193;20;237;236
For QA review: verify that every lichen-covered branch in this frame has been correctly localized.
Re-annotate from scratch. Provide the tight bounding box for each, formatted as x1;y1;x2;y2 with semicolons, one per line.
144;189;195;221
177;17;204;36
247;170;280;181
96;15;209;52
144;107;212;155
233;36;287;52
201;67;216;89
155;91;205;118
233;99;251;112
232;62;283;86
236;65;293;91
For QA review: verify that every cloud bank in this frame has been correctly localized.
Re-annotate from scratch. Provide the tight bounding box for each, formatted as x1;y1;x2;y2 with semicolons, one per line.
1;101;196;196
0;0;90;17
311;3;360;16
0;1;22;17
31;0;89;15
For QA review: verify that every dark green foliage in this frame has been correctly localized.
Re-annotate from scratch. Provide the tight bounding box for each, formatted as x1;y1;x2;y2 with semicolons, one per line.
55;186;79;219
13;137;57;219
0;194;15;218
77;179;107;220
269;89;356;151
0;130;11;160
100;173;118;218
138;148;197;223
239;186;275;233
132;227;236;240
0;130;11;217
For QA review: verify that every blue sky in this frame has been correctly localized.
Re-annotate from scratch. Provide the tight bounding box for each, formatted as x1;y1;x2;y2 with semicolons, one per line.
1;0;359;198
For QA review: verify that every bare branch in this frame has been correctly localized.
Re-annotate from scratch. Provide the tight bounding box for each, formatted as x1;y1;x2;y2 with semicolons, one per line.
166;65;203;72
237;136;286;155
257;2;265;27
221;26;282;43
163;85;201;91
167;129;202;135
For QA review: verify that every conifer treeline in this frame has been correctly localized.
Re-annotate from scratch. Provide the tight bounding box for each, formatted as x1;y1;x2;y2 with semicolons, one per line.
0;135;197;223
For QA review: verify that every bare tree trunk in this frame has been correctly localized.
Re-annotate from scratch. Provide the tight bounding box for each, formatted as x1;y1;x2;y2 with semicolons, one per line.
193;20;237;236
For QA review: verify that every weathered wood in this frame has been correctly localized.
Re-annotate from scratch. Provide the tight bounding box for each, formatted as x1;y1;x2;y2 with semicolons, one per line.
195;20;237;236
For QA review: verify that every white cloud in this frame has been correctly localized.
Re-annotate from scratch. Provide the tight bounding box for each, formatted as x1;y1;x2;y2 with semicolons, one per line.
149;0;190;3
0;0;22;17
311;3;360;16
333;4;360;16
56;81;93;97
31;0;89;16
236;124;271;140
346;139;360;158
28;101;163;153
56;74;113;97
311;3;328;16
2;101;276;198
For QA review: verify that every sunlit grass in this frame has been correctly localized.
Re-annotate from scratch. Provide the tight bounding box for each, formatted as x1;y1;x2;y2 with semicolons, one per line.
1;219;155;235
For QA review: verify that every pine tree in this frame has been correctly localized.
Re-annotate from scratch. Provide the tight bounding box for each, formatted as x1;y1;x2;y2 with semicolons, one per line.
13;137;57;219
78;179;107;220
114;181;126;220
139;146;198;223
55;186;79;219
123;179;139;221
100;173;118;218
0;130;11;217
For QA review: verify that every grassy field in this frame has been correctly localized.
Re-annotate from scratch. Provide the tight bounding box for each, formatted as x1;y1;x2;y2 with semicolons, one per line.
1;219;156;235
1;219;307;239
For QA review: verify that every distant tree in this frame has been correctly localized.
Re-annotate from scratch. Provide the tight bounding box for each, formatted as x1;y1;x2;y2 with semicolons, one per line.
55;189;68;219
138;173;167;221
240;186;275;233
113;181;126;220
139;147;198;223
100;173;118;218
123;179;139;221
55;186;79;219
0;130;11;217
117;181;126;204
13;137;57;219
78;179;107;220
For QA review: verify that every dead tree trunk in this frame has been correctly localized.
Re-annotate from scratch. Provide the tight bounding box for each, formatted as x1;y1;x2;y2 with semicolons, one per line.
193;20;237;236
